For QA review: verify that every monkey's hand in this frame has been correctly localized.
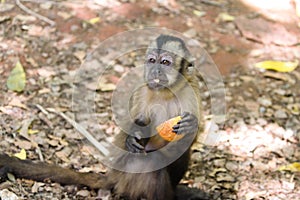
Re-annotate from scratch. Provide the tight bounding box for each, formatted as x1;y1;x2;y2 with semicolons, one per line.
172;112;198;135
125;131;145;153
126;117;150;153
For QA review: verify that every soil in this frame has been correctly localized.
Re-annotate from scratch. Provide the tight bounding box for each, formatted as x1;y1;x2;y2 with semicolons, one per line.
0;0;299;199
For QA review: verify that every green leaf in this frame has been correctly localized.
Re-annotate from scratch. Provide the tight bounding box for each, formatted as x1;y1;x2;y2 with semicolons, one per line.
7;61;26;92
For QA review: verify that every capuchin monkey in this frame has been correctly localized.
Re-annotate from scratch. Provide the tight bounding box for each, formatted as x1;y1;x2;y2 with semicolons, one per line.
0;35;206;200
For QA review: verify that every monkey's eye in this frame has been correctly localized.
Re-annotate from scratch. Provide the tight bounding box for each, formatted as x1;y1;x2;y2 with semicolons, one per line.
161;59;171;66
148;58;156;63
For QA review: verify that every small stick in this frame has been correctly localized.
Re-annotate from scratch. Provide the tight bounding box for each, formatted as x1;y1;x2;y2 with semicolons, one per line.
15;0;56;26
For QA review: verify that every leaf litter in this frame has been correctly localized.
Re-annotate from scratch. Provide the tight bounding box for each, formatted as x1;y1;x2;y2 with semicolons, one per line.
0;0;299;199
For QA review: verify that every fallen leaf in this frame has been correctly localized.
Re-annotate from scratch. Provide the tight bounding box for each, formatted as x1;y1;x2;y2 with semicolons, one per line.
263;71;289;81
55;147;72;162
7;61;26;92
27;25;43;36
26;57;38;67
14;15;36;23
87;17;101;24
37;67;56;78
97;82;116;92
278;162;300;172
7;173;16;182
8;98;27;109
57;11;72;20
47;139;59;147
255;60;299;72
218;13;235;22
28;129;39;134
15;140;32;150
74;51;86;62
0;16;10;23
287;104;300;115
193;10;206;17
14;148;27;160
31;182;45;193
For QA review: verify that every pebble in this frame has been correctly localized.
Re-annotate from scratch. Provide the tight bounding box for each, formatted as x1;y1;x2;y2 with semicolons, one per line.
225;161;239;171
258;97;272;107
216;173;235;182
76;190;90;197
0;3;14;12
40;2;53;10
213;158;226;167
273;89;286;96
183;28;197;38
113;64;125;73
0;189;18;200
274;110;288;119
191;152;203;161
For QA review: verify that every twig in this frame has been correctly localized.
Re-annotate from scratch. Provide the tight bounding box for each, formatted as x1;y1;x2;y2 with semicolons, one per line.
46;107;110;156
15;0;56;26
36;104;54;128
36;146;44;162
200;0;224;7
36;104;49;115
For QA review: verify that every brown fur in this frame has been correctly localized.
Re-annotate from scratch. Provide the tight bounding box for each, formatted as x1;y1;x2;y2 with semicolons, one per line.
105;35;203;199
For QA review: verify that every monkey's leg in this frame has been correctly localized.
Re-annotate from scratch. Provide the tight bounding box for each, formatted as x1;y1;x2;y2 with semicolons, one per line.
0;154;107;189
108;165;174;200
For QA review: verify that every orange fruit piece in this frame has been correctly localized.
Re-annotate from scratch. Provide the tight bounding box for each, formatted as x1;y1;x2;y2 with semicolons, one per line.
156;116;183;141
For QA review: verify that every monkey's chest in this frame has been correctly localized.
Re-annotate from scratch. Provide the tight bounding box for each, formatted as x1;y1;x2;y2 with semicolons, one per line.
147;99;181;128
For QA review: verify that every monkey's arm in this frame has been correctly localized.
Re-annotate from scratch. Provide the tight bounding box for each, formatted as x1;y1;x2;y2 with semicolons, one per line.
0;154;107;189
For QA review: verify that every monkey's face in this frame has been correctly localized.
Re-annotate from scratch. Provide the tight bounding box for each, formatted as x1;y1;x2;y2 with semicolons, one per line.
144;51;178;90
144;35;191;90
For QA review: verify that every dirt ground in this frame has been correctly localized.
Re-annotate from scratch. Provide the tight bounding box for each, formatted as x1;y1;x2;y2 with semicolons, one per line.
0;0;299;199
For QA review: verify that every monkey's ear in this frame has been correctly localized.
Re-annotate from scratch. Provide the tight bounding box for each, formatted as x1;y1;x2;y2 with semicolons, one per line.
186;57;195;75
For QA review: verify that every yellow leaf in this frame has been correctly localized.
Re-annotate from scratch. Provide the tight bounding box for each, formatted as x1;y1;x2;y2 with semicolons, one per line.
14;149;27;160
193;10;206;17
7;173;15;182
28;129;39;134
7;61;26;92
278;162;300;172
255;60;299;72
87;17;101;25
218;13;235;22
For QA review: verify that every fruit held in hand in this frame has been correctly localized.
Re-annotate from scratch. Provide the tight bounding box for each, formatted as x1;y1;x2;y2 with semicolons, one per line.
156;116;183;141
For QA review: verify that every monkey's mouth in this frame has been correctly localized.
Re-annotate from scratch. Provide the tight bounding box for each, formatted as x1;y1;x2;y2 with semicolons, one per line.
148;78;168;89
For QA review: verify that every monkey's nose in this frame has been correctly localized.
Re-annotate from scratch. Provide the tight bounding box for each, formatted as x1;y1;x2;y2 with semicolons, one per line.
154;68;162;75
